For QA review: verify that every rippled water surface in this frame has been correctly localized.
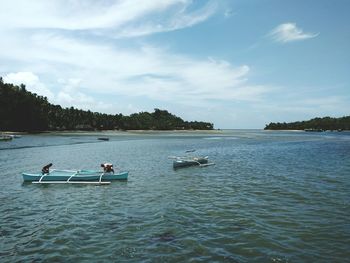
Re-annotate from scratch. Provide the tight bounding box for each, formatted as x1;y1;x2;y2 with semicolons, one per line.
1;130;349;262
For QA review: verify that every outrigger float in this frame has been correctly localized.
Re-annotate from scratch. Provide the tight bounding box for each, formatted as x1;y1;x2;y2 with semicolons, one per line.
22;169;128;185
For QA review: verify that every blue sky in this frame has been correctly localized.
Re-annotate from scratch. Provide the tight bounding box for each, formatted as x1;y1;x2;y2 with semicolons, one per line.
1;0;349;128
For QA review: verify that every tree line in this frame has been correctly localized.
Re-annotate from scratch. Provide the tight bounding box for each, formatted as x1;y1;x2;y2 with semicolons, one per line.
0;78;213;132
264;116;350;131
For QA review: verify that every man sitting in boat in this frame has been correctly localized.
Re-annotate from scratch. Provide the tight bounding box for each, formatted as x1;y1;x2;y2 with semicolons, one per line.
101;163;114;173
42;163;53;174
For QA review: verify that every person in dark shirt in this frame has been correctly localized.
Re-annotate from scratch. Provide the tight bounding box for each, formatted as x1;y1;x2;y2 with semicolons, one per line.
42;163;53;174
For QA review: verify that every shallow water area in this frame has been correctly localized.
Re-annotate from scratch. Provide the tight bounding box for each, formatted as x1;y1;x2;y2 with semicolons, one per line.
1;130;349;262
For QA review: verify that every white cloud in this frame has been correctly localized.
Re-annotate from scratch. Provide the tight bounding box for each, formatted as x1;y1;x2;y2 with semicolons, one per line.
1;1;256;109
3;72;54;100
0;0;216;38
0;0;274;126
115;1;217;38
1;30;270;107
3;71;115;112
269;23;318;43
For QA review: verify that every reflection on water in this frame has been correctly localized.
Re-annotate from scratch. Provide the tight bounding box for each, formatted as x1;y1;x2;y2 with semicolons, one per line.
0;130;349;262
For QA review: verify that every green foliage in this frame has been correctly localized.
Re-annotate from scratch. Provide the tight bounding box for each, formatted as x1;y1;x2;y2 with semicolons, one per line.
264;116;350;131
0;80;213;131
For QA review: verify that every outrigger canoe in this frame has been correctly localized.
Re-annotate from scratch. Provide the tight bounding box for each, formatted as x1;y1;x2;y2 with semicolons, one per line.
173;156;214;169
22;169;128;184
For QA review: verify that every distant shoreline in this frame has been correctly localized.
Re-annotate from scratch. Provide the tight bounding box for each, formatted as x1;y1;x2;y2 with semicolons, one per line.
4;129;348;136
264;116;350;131
264;129;349;132
1;129;225;136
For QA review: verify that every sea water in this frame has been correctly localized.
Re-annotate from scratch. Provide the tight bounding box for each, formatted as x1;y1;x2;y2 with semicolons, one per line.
0;130;349;262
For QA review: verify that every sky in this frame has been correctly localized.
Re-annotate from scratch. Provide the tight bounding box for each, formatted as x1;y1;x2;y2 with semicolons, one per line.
0;0;349;128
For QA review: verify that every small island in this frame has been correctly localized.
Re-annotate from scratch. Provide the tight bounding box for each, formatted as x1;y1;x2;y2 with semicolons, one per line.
0;77;213;132
264;116;350;131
